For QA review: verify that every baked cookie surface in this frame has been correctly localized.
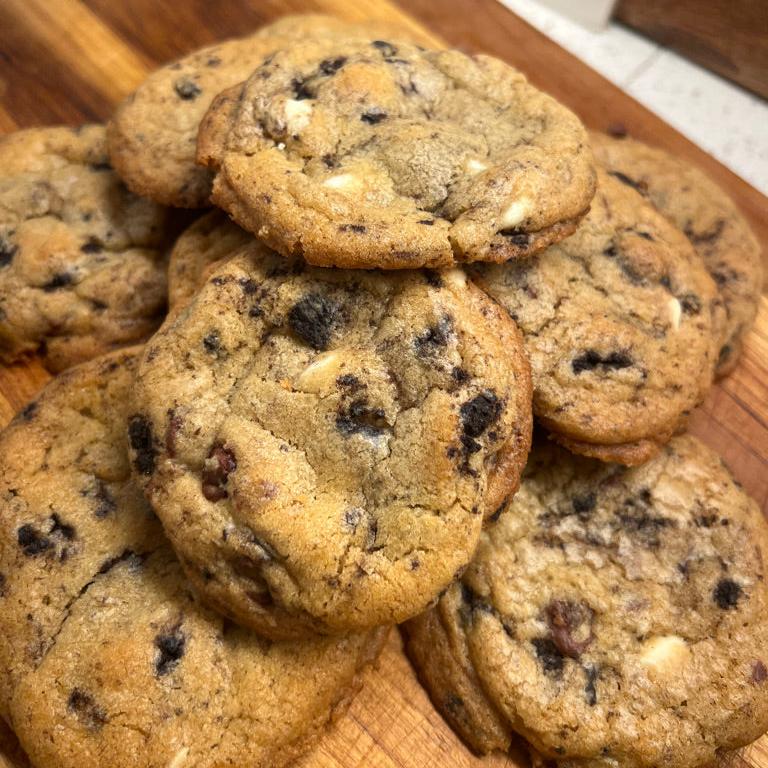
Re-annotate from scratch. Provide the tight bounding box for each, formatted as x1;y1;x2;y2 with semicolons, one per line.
132;245;532;638
591;132;763;377
108;15;410;208
0;126;172;373
197;37;595;269
167;210;251;311
473;170;722;465
405;435;768;767
0;350;385;768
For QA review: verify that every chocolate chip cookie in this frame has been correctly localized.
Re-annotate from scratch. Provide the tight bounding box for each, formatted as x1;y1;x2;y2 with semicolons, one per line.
108;15;410;208
131;244;532;638
196;37;596;269
405;435;768;767
0;350;386;768
472;169;723;465
168;210;251;311
591;132;763;377
0;126;173;373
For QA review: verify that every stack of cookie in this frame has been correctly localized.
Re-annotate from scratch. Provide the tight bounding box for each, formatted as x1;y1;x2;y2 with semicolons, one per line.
0;13;766;768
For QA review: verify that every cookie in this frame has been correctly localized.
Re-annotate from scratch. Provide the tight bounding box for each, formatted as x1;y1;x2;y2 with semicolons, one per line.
0;350;386;768
472;169;723;465
405;435;768;767
108;15;411;208
591;132;763;377
0;126;173;373
168;210;251;311
196;37;596;269
131;245;532;638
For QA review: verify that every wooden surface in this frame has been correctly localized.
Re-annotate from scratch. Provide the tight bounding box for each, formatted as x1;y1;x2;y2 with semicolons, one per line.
0;1;767;766
615;0;768;101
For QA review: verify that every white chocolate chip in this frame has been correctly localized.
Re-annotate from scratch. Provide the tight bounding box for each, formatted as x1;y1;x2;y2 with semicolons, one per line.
168;748;189;768
465;158;488;175
323;173;359;191
296;351;342;390
639;635;690;673
284;99;313;133
442;268;467;290
500;197;532;230
276;142;286;151
668;297;682;330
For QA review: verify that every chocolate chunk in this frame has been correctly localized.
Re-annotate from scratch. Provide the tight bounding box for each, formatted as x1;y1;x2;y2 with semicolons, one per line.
371;40;398;57
339;224;366;233
361;108;388;124
415;315;453;355
532;637;565;676
0;237;19;267
460;391;501;438
292;77;312;100
336;399;388;438
80;237;103;254
128;415;157;475
336;373;362;391
202;330;224;357
546;600;594;659
752;661;767;684
572;492;597;518
452;367;470;384
713;578;742;610
67;689;107;730
319;56;347;74
202;443;237;502
288;293;340;350
679;293;701;315
584;664;599;705
42;272;73;291
500;229;530;246
424;270;443;288
572;349;633;374
17;524;51;556
154;627;186;676
174;77;201;100
608;170;647;195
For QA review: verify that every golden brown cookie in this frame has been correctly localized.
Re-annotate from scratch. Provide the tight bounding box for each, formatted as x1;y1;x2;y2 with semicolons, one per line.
0;350;386;768
472;169;723;465
131;246;532;638
0;126;173;372
591;132;763;376
405;435;768;767
197;37;595;268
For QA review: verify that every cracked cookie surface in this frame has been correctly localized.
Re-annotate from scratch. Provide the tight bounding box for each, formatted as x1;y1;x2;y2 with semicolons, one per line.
168;210;251;312
0;350;386;768
108;15;411;208
472;170;722;465
132;244;532;638
591;132;763;377
0;126;173;373
197;37;595;268
405;435;768;768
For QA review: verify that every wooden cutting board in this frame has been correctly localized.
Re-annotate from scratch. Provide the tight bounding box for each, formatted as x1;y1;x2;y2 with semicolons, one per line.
1;1;767;766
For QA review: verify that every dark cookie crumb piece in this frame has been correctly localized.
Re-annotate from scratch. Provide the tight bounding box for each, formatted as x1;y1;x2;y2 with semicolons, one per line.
202;443;237;502
713;578;742;610
584;664;599;705
679;293;702;315
17;524;52;556
608;170;647;195
42;273;73;292
339;224;366;233
19;401;38;421
288;293;340;350
154;626;186;676
174;77;201;100
500;229;530;246
336;373;363;392
371;40;398;57
0;237;19;267
319;56;347;74
546;600;594;659
361;108;388;124
128;415;157;475
202;330;225;358
424;270;443;288
572;349;633;375
80;237;103;254
460;391;501;438
67;689;107;730
336;399;388;438
452;367;470;384
414;315;453;356
572;492;597;519
532;637;565;676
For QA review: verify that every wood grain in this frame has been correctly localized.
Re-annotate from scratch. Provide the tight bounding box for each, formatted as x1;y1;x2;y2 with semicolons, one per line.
0;1;767;767
615;0;768;101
